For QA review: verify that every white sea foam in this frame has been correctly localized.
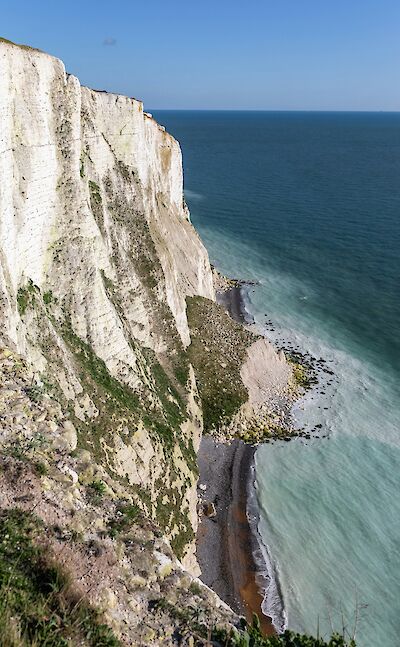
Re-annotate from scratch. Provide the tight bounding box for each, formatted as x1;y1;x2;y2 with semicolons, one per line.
247;461;288;633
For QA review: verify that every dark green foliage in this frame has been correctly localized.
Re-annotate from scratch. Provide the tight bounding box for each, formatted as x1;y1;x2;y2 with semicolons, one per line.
43;290;53;305
34;461;48;476
59;318;195;555
188;581;202;596
17;288;29;316
155;606;357;647
178;437;198;476
170;517;195;560
61;318;186;450
0;509;120;646
87;480;107;502
107;502;141;538
284;351;318;390
61;319;140;414
141;347;187;433
24;384;43;402
17;279;38;316
89;480;106;495
215;616;356;647
88;180;104;230
4;434;46;461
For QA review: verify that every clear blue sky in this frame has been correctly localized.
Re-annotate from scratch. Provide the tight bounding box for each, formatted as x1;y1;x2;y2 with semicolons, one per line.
2;0;400;110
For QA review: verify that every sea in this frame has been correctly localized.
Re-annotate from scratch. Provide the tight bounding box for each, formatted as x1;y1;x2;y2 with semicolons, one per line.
152;110;400;647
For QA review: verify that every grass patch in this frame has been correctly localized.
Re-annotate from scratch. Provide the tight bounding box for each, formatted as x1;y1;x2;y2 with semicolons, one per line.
0;508;120;646
141;347;187;431
152;604;356;647
61;318;140;414
285;351;318;390
186;296;254;432
87;480;107;503
88;180;104;231
43;290;54;305
60;317;189;453
4;434;46;462
17;279;38;316
24;384;43;402
34;461;48;476
107;502;142;538
58;318;195;554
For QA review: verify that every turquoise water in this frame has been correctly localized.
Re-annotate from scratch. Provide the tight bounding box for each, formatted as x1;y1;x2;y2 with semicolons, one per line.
153;111;400;646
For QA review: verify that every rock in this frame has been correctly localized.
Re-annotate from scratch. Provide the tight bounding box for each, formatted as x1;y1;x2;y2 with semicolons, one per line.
46;420;59;435
129;575;147;588
100;587;118;611
54;421;77;452
57;462;79;484
74;394;98;421
202;501;216;518
154;550;174;579
61;421;77;449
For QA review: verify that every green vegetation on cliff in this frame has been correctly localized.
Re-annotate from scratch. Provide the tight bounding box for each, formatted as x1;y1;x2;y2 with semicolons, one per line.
17;279;39;316
187;296;254;431
223;616;356;647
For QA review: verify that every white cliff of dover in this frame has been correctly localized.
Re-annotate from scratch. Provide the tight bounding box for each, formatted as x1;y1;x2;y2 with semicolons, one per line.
0;39;215;572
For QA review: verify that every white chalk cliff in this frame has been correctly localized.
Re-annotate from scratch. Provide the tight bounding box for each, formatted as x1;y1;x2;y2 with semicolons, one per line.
0;38;215;572
0;38;292;581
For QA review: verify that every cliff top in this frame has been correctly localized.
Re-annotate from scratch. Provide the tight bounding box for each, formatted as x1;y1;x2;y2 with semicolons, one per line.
0;36;149;113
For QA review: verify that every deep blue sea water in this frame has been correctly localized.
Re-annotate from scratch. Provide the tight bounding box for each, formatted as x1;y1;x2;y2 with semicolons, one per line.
153;111;400;647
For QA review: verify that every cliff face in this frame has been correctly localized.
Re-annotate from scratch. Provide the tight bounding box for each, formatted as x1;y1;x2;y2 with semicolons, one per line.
0;40;213;350
0;39;214;572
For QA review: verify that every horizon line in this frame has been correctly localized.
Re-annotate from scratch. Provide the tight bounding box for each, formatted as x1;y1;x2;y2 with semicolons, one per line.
150;108;400;113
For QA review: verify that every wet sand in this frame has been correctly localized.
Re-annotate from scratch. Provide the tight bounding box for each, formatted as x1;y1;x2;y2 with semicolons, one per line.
197;438;274;635
230;443;275;635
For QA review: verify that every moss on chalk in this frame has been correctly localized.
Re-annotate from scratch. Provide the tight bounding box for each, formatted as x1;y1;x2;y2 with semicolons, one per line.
186;296;254;432
17;280;39;316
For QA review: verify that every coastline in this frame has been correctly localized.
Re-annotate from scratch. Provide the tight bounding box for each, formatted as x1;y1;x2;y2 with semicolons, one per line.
197;438;275;635
196;280;281;635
